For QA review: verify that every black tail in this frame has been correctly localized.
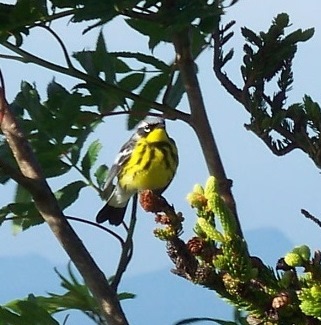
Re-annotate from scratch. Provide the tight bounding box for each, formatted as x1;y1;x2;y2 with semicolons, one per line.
96;203;128;226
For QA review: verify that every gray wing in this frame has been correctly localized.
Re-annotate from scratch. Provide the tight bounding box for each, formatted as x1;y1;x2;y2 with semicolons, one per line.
102;134;137;192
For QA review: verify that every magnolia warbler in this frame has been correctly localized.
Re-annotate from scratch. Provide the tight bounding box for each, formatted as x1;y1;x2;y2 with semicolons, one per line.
96;117;178;225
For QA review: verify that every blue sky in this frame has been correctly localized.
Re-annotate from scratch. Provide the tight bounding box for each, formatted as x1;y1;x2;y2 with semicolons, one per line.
1;0;321;324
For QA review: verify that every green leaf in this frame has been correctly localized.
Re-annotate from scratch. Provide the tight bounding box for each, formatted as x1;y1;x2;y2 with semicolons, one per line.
11;79;100;180
0;0;47;45
112;51;170;72
241;27;261;47
0;142;17;184
163;73;185;108
42;265;100;314
73;34;130;80
94;164;109;189
14;184;31;203
0;205;11;226
73;50;97;76
128;73;169;129
95;31;115;83
2;264;102;323
125;18;172;50
5;295;59;325
285;28;314;44
81;139;102;179
55;181;87;210
117;292;136;300
52;0;117;27
8;202;44;231
76;83;126;114
118;72;145;91
0;306;22;325
16;81;44;125
70;127;94;165
35;144;72;178
300;28;315;42
273;13;290;29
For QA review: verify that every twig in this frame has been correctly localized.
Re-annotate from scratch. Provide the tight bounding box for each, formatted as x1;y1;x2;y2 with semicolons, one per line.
39;9;75;25
301;209;321;228
0;54;25;62
36;24;74;69
2;214;126;246
111;194;137;291
66;216;125;246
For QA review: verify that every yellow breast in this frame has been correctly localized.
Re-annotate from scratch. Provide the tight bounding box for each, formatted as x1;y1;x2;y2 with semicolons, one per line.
118;130;178;192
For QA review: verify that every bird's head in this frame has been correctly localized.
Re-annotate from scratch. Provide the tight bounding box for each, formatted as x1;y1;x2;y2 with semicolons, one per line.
136;117;169;142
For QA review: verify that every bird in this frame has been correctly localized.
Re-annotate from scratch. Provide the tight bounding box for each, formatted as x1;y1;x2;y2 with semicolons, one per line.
96;117;178;226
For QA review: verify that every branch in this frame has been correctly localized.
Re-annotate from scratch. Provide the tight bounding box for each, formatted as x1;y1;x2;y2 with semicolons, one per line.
40;9;75;25
301;209;321;229
0;72;129;325
1;40;190;123
37;24;74;69
111;195;137;291
139;190;228;296
66;216;125;246
171;28;244;239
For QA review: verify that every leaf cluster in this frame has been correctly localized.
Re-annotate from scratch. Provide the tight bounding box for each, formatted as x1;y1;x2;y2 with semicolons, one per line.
0;0;238;128
0;0;47;45
160;177;321;324
0;264;134;325
213;13;321;170
0;80;109;231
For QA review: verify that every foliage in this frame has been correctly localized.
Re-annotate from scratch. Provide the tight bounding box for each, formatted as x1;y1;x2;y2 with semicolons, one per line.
213;12;321;169
185;177;321;324
0;264;134;325
0;0;321;325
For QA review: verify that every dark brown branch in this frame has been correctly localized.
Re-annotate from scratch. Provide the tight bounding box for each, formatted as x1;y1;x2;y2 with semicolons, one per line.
66;216;125;246
0;74;128;325
172;28;244;239
37;24;74;69
111;195;137;291
301;209;321;228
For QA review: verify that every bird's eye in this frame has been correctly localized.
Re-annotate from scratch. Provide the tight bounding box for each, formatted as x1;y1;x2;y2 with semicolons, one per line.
144;125;151;133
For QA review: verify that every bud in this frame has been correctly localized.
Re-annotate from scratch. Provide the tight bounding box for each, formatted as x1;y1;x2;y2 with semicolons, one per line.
155;213;171;225
154;226;176;241
139;190;164;213
272;292;290;309
284;252;303;267
186;192;207;210
292;245;311;262
197;217;224;242
187;237;205;255
299;284;321;318
193;183;204;195
204;176;218;199
222;273;241;295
